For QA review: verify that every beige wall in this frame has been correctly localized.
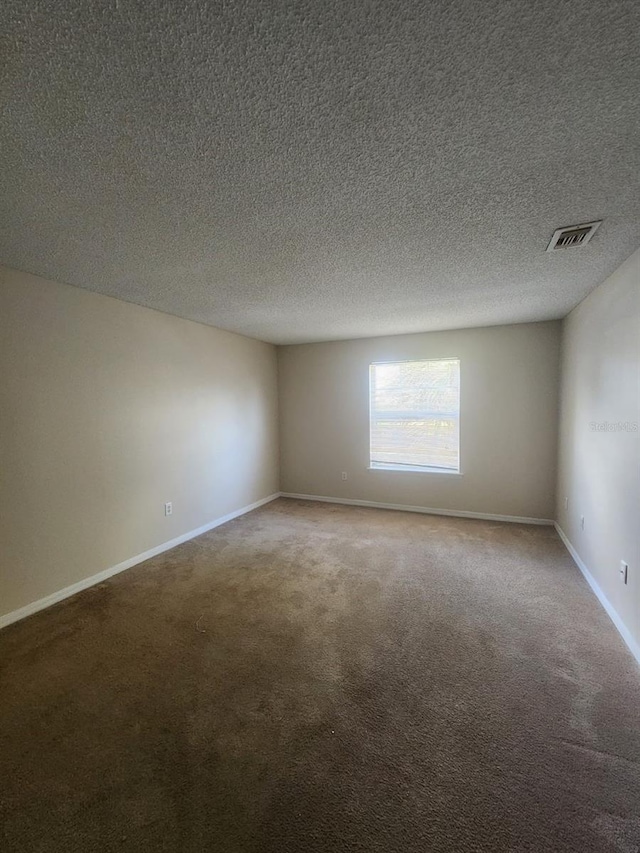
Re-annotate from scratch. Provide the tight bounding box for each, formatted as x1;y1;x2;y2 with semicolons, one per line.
556;249;640;649
278;321;561;520
3;252;636;641
0;267;279;619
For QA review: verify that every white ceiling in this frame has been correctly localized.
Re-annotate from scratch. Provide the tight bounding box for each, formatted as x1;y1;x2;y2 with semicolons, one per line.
1;0;639;344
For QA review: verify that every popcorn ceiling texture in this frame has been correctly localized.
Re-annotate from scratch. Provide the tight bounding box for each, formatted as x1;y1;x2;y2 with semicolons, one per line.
1;0;639;344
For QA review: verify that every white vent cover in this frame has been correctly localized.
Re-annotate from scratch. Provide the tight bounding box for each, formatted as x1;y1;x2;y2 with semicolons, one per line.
546;221;602;252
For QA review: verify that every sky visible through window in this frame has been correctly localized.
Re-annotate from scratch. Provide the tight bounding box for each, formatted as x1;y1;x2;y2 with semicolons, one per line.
370;359;460;471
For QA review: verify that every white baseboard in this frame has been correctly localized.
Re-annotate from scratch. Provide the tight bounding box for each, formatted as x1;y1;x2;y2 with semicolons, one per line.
555;523;640;667
280;492;554;526
0;492;281;631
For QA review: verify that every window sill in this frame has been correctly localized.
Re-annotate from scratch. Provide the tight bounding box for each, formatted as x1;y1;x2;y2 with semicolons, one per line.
367;465;462;475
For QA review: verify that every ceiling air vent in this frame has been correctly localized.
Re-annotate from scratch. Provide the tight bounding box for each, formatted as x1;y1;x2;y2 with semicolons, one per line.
546;221;602;252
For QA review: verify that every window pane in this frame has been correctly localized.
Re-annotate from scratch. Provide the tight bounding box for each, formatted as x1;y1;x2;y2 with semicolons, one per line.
370;359;460;471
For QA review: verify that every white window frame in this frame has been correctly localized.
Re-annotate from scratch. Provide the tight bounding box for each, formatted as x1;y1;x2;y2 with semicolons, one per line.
368;357;462;475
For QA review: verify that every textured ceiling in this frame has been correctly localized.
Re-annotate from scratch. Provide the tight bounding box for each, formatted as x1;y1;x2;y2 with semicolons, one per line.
1;0;639;344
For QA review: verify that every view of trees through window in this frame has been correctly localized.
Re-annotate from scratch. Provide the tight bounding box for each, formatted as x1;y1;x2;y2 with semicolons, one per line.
369;358;460;471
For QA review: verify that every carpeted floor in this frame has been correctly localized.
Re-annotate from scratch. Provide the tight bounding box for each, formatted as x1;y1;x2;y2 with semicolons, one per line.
1;498;639;852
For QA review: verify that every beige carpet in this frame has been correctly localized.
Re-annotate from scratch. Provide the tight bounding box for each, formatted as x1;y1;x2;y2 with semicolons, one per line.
1;498;639;852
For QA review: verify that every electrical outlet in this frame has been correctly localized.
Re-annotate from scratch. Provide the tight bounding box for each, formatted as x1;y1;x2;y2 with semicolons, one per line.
164;502;173;517
580;515;585;531
341;472;348;480
620;561;629;585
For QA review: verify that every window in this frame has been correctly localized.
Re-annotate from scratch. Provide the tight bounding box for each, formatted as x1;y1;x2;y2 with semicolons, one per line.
369;358;460;472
